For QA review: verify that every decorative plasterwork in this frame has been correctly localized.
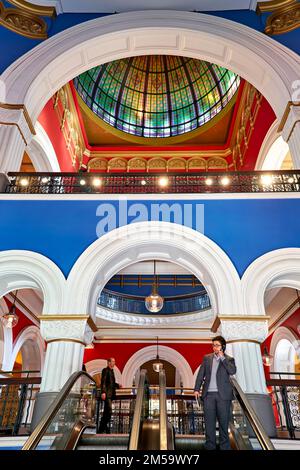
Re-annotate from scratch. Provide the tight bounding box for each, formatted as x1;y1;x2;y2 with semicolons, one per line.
40;318;94;344
219;319;269;343
96;304;213;326
257;0;300;35
0;1;50;40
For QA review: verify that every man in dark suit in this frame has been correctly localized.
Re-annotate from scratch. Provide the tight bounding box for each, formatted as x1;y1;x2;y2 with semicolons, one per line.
194;336;236;450
98;357;120;433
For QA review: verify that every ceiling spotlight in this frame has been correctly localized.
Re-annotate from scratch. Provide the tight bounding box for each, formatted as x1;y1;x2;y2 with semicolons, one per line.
220;176;230;186
20;178;29;187
261;174;273;185
141;180;147;186
205;178;213;186
288;177;294;184
41;177;50;184
158;176;169;188
92;178;102;187
80;179;86;186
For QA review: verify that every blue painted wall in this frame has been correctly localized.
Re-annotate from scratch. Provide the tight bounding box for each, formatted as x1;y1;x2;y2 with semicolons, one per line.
0;198;299;278
0;8;299;74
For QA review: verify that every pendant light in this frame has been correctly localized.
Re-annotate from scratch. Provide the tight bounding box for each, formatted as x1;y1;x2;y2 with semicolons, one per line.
1;290;19;328
145;260;164;313
153;336;163;372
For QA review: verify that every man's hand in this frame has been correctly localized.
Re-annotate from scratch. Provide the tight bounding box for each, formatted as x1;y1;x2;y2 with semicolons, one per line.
101;392;106;400
194;391;200;399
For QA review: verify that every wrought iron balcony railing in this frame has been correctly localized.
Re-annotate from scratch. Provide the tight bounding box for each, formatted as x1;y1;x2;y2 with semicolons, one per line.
4;170;300;194
98;288;211;315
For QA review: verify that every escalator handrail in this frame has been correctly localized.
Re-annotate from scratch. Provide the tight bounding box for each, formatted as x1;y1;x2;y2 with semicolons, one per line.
230;377;275;450
128;369;148;450
159;370;174;450
22;371;97;450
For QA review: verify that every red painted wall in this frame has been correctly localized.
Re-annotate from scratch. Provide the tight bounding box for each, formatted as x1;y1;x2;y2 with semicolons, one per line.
239;97;276;171
84;342;212;374
38;99;76;172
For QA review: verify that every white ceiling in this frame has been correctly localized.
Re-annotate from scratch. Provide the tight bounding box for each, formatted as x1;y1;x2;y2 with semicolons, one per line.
33;1;262;14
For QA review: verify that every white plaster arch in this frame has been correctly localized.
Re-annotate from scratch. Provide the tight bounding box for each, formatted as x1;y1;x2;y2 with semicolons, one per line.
26;122;61;172
270;326;300;376
0;297;13;371
85;358;122;385
241;248;300;317
122;345;194;388
255;120;290;170
9;325;45;374
2;10;300;126
65;221;242;321
0;251;66;315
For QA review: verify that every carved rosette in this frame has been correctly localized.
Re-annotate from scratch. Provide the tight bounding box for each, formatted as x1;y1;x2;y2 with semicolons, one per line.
40;319;94;345
220;319;268;344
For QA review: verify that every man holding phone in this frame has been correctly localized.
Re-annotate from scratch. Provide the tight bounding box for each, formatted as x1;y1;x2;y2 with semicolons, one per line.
194;335;236;450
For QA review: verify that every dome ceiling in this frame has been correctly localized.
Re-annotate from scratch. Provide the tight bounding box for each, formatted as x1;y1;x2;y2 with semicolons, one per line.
73;55;240;139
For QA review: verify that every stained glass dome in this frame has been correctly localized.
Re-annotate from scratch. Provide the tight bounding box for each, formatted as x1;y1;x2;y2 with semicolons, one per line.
73;55;240;138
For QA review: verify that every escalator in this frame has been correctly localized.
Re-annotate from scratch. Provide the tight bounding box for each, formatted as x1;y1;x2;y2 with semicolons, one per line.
22;368;274;451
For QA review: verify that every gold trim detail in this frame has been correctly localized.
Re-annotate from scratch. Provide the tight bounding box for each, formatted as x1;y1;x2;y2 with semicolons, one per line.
211;315;270;333
0;122;28;145
265;3;300;35
7;0;56;17
0;1;48;40
277;101;300;138
39;314;97;332
0;102;36;135
257;0;297;14
46;338;86;346
87;317;98;333
226;339;261;345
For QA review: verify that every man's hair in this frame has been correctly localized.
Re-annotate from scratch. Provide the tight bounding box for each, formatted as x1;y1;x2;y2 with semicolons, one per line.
107;357;115;363
212;335;226;348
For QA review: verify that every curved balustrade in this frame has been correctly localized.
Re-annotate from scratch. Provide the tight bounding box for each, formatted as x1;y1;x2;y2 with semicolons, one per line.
98;288;211;315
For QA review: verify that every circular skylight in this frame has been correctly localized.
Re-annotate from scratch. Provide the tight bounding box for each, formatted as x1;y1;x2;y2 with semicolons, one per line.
74;55;240;138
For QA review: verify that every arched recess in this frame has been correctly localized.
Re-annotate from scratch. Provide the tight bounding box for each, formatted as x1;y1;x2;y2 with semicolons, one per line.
270;327;300;376
2;10;300;126
26;122;61;172
0;297;13;371
85;358;122;386
241;248;300;317
65;221;241;321
255;120;290;170
122;345;194;388
10;325;45;374
0;251;66;315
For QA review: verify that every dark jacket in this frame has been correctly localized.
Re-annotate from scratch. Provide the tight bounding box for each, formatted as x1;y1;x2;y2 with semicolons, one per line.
100;367;119;399
194;353;236;400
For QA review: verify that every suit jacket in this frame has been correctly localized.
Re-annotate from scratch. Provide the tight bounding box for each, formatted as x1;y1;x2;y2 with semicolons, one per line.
100;367;119;399
194;353;236;400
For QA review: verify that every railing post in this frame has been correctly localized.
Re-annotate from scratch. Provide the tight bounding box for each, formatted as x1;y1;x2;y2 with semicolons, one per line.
13;384;28;436
280;385;295;439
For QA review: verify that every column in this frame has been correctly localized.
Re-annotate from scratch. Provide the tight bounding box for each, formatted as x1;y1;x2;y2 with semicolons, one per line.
31;316;95;430
281;103;300;169
0;105;34;172
218;316;277;437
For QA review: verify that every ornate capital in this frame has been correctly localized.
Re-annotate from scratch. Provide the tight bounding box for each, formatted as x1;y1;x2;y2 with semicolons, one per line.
0;103;35;145
219;319;269;343
40;317;94;345
279;102;300;142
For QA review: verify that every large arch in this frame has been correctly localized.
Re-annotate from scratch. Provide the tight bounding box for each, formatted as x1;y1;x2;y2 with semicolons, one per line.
121;345;194;388
241;248;300;317
270;326;300;376
0;251;66;315
0;297;12;371
2;10;300;126
65;221;242;320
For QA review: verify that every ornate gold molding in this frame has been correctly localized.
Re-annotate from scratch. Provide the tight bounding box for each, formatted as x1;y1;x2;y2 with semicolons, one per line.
0;1;48;40
257;0;300;35
8;0;56;17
